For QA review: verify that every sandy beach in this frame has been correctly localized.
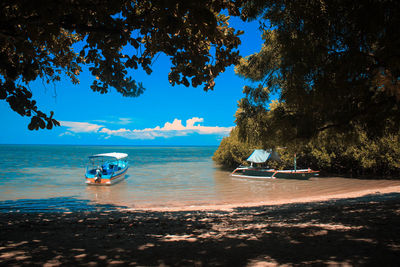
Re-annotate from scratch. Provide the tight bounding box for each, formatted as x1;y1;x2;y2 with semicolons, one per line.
1;190;400;266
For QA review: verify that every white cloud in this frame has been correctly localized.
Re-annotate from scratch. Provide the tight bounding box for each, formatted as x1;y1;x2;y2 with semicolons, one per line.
60;121;103;133
116;117;134;125
60;118;233;140
92;117;134;125
58;131;76;137
162;119;186;131
186;117;203;128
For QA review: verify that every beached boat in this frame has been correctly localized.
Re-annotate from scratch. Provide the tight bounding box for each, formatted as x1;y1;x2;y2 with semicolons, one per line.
85;152;129;185
231;149;319;180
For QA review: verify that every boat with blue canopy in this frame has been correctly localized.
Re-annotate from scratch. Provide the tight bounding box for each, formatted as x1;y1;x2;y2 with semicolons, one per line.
85;152;129;185
231;149;319;179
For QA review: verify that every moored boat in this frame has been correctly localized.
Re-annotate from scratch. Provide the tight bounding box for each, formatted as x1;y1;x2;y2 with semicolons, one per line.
231;149;319;180
85;152;129;185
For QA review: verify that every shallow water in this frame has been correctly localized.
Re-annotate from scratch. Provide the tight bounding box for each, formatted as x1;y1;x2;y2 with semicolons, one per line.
1;145;399;211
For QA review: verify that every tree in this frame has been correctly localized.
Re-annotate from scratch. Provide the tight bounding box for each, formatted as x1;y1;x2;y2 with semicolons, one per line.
212;127;254;168
236;0;400;141
0;0;243;130
215;102;400;176
213;1;400;176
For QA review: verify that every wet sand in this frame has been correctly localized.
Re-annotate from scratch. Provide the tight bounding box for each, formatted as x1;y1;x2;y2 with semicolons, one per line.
128;184;400;212
84;176;400;210
1;191;400;266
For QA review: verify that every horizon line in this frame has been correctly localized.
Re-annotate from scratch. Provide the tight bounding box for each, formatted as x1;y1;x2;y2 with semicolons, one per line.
0;143;219;147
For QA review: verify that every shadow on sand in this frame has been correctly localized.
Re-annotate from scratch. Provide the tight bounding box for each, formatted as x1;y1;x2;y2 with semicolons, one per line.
1;193;400;266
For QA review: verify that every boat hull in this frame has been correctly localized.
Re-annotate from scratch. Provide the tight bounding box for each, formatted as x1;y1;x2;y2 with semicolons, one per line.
272;170;319;180
85;167;128;186
231;167;319;180
231;168;275;179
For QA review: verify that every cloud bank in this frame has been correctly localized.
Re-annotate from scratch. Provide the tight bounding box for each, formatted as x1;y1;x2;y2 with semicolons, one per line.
60;117;232;140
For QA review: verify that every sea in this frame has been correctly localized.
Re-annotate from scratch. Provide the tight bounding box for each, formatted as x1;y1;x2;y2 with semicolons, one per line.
1;144;400;212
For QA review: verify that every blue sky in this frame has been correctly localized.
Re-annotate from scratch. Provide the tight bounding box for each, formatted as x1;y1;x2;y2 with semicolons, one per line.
0;17;263;146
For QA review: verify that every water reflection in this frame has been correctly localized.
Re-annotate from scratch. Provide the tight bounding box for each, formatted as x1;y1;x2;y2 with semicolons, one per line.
85;180;130;206
214;171;400;207
213;168;308;205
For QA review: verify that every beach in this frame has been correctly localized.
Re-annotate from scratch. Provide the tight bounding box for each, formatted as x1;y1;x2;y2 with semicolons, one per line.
1;191;400;266
2;145;400;265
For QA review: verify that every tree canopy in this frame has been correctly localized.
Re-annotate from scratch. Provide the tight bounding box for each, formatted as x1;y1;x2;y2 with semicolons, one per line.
214;104;400;177
0;0;243;130
236;0;400;143
213;0;400;176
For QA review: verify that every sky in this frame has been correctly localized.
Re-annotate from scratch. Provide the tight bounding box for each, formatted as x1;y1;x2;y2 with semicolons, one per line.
0;17;264;146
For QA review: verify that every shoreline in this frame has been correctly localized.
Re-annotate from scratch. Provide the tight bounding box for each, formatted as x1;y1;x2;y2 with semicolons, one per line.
126;184;400;212
1;183;400;213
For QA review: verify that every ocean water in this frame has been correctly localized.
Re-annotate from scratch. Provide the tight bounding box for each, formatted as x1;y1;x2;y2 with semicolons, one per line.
1;145;400;212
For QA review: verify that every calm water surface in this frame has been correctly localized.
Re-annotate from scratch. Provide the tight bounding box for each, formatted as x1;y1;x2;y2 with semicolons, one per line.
1;145;399;211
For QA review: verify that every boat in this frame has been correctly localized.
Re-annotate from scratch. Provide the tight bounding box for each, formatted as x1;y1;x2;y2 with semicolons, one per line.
85;152;129;185
231;149;319;180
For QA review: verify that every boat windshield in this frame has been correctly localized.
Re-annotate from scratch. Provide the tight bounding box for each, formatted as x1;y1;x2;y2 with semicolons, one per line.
86;156;127;173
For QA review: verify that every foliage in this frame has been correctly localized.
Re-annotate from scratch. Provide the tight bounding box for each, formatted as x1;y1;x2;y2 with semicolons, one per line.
212;0;400;176
236;0;400;140
212;127;254;168
301;126;400;177
0;0;243;130
215;111;400;176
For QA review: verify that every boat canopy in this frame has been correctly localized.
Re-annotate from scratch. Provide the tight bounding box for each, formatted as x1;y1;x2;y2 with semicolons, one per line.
89;152;128;160
247;149;280;163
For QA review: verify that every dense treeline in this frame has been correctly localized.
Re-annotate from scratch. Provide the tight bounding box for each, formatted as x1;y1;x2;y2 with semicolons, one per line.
214;98;400;177
213;121;400;177
214;0;400;177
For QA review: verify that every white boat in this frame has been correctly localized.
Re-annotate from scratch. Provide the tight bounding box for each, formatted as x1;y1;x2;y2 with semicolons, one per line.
85;152;129;185
231;149;319;180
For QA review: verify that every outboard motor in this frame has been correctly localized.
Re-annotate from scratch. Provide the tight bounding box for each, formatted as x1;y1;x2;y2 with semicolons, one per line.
95;167;102;183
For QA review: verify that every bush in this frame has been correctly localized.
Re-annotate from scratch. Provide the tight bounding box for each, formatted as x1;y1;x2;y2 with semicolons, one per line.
212;128;253;169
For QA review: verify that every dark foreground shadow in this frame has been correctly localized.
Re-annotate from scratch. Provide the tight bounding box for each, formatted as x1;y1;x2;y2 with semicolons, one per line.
1;194;400;266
